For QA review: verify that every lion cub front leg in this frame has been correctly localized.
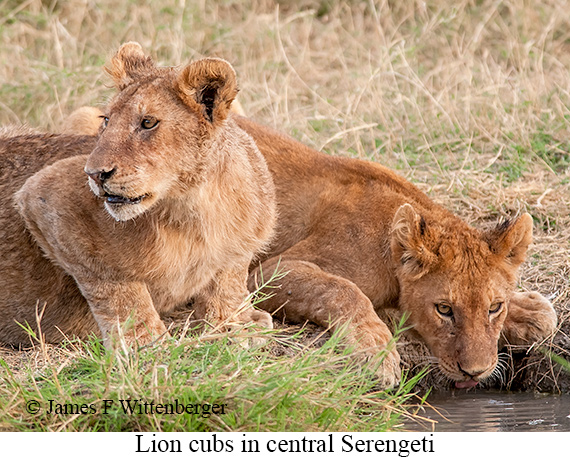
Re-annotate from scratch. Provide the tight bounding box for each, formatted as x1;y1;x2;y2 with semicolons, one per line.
501;291;557;346
249;258;401;388
77;278;169;348
193;259;273;334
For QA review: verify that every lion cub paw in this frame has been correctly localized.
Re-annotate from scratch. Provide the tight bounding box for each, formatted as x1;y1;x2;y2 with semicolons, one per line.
352;322;402;388
356;341;401;389
247;309;274;349
228;308;273;349
375;349;402;389
249;309;274;329
502;291;557;346
106;320;171;350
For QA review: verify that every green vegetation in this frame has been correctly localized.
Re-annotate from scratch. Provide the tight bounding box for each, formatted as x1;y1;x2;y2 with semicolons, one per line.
0;328;423;432
541;348;570;375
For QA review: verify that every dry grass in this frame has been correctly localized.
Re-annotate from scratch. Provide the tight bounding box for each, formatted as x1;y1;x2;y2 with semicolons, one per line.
0;0;569;391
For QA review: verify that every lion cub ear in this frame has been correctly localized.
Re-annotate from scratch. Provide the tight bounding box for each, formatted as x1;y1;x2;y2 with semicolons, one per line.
175;58;238;128
390;204;438;278
485;213;533;267
105;42;156;90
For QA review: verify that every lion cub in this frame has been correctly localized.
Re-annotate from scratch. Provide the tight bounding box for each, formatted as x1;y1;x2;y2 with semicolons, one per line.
0;43;276;347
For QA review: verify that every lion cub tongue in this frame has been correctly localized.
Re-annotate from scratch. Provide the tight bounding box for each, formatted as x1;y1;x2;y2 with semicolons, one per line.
455;380;479;389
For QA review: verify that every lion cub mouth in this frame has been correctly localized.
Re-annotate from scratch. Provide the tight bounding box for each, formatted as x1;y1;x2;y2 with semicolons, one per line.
104;192;147;205
455;380;479;389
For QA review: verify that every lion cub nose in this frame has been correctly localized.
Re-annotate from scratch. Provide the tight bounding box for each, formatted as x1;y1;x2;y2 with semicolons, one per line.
457;362;487;379
85;167;116;187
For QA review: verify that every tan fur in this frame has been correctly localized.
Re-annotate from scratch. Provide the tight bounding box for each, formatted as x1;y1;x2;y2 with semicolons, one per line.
63;61;557;389
61;106;103;136
0;43;276;348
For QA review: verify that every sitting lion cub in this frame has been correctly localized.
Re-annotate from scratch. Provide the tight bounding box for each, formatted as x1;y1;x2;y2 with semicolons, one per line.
0;43;276;347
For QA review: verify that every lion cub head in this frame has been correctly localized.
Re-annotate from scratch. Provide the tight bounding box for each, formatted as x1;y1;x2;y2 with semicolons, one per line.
391;204;534;388
84;42;238;221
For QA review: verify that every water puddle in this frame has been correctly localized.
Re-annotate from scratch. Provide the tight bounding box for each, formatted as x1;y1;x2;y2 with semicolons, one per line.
405;390;570;432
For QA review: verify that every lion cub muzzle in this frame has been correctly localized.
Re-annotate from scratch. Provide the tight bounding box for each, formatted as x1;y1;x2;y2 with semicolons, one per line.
84;134;158;221
454;359;497;389
85;164;147;206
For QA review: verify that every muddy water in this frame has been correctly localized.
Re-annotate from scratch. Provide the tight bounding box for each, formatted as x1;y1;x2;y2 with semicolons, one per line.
405;390;570;432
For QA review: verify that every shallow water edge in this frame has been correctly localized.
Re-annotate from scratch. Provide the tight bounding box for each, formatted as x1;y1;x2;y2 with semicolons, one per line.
405;390;570;432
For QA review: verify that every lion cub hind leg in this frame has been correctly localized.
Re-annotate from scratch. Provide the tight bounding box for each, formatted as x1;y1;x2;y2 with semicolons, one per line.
501;291;557;346
249;257;401;388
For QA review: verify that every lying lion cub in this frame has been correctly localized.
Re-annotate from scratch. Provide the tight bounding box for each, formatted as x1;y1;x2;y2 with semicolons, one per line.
237;117;558;389
0;43;276;347
65;55;557;390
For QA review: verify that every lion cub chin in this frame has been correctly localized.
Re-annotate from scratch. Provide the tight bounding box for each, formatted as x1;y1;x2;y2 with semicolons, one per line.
0;42;276;348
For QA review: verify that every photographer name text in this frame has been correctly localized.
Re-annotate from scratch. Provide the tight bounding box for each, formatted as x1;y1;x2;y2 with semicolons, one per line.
27;399;226;417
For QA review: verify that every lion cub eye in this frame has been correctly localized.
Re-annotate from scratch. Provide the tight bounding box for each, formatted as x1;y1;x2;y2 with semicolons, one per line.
99;115;109;128
489;301;503;314
141;117;159;130
435;302;453;317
